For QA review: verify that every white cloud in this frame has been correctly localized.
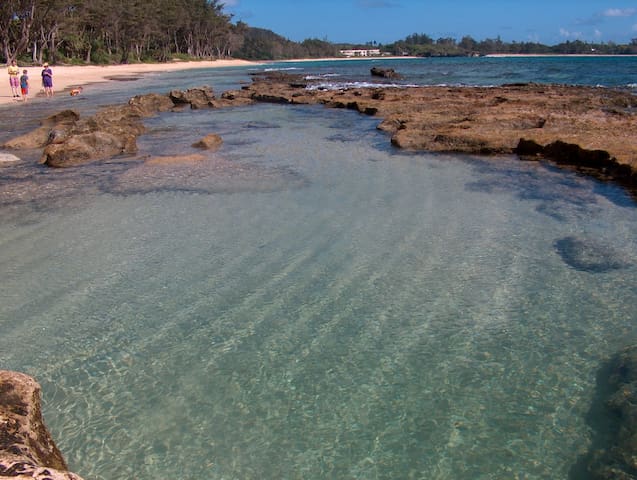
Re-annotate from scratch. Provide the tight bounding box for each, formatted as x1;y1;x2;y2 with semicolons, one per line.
594;29;603;38
560;28;583;39
222;0;239;6
603;8;636;17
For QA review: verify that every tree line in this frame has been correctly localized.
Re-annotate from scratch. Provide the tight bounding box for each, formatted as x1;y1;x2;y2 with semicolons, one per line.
1;0;339;65
383;33;637;56
4;1;637;66
1;0;240;65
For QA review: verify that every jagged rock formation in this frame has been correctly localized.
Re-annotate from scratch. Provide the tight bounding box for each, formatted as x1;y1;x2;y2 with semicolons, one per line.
1;87;220;168
0;370;85;480
221;72;637;188
2;76;636;191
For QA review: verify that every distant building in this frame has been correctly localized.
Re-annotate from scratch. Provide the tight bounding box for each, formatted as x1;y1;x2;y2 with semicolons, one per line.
339;49;382;57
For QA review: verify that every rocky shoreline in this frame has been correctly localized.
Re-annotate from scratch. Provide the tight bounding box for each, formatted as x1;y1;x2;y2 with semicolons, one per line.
223;71;637;193
1;71;637;479
2;70;636;197
0;370;84;480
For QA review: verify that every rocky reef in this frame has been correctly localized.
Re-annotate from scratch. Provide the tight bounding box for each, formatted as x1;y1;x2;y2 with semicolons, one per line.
1;86;229;168
2;73;636;194
220;72;637;191
0;370;84;480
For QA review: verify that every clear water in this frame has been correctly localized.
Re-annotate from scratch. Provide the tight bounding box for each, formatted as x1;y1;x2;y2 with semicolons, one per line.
265;56;637;89
1;59;637;480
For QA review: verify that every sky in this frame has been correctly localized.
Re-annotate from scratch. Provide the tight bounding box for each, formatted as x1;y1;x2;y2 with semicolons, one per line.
221;0;637;45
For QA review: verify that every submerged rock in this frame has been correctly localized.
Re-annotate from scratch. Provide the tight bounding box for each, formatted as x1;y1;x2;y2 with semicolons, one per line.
585;346;637;479
554;236;627;273
0;370;85;480
192;133;223;151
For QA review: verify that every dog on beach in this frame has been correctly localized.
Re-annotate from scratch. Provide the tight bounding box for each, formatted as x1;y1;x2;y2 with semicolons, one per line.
70;86;83;96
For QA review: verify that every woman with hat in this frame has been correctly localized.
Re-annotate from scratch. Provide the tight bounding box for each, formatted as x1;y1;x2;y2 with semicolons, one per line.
41;62;53;97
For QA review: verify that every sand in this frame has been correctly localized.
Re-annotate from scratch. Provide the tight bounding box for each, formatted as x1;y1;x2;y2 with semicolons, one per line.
1;59;261;105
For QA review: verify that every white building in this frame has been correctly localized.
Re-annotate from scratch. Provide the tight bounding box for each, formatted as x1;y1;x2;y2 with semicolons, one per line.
339;49;382;57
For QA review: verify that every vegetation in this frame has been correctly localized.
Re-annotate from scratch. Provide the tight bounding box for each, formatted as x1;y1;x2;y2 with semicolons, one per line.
232;24;338;60
1;0;237;64
384;34;637;56
3;1;637;65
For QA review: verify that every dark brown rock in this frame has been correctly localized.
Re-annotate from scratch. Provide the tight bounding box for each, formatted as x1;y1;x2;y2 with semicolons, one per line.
0;370;85;480
370;67;403;79
168;86;215;109
39;103;144;167
41;131;136;167
128;93;175;116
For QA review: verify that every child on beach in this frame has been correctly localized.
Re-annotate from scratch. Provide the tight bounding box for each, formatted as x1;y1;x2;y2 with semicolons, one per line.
19;70;29;102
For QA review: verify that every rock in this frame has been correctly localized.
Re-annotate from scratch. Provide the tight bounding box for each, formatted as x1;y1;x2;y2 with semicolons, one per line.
2;110;80;150
220;76;637;189
515;138;545;157
554;236;627;273
2;127;52;150
0;153;21;163
370;67;403;79
41;131;137;167
38;104;144;167
585;346;637;479
40;110;80;128
128;93;175;116
168;86;215;109
192;134;223;151
0;370;85;480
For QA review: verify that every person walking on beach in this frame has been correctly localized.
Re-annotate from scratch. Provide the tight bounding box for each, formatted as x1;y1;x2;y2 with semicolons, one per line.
41;63;53;97
19;70;29;102
7;60;20;99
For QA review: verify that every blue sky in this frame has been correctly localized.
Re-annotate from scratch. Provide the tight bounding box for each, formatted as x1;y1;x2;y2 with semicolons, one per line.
222;1;637;45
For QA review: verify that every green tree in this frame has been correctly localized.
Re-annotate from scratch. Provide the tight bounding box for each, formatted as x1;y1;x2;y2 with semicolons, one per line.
0;0;36;62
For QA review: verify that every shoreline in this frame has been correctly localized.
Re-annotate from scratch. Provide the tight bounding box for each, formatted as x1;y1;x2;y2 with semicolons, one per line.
0;56;422;106
3;53;629;106
485;53;637;57
0;59;262;106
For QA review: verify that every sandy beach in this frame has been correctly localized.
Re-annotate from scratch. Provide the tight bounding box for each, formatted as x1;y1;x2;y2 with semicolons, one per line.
1;59;260;106
1;56;421;106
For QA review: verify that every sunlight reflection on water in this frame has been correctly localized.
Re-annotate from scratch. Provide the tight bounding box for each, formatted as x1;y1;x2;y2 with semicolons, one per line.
0;86;636;479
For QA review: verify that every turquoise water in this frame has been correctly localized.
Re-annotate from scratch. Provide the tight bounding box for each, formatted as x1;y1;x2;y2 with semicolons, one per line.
1;59;637;479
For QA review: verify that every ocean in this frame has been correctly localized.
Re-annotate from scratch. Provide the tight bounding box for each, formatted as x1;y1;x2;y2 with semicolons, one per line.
1;56;636;479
